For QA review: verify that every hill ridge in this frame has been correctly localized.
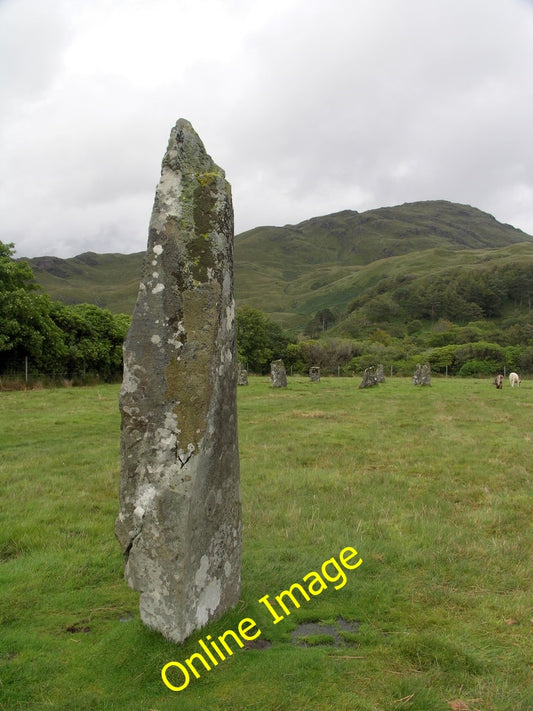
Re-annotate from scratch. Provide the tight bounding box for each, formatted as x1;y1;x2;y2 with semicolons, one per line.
22;200;533;328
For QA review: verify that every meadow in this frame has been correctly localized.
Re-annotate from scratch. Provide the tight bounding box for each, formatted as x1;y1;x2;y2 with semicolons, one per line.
0;376;531;710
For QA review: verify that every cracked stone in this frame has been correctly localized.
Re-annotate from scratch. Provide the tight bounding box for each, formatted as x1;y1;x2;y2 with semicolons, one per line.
115;119;242;643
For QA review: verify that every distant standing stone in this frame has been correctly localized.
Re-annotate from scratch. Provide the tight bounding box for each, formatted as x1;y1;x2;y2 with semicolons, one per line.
359;366;378;389
375;364;386;383
413;362;431;385
115;119;242;643
271;359;287;387
309;366;320;382
238;364;248;385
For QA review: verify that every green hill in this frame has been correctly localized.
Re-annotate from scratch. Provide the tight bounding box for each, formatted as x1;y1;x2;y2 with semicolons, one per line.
24;200;533;332
25;251;144;315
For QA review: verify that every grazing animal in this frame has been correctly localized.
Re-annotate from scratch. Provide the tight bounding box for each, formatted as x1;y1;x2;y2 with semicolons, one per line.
509;372;521;388
493;374;503;389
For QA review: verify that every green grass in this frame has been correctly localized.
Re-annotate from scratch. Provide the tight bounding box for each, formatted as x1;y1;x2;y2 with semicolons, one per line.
1;377;532;710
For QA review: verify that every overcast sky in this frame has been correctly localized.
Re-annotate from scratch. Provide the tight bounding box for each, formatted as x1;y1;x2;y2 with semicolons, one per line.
1;0;533;258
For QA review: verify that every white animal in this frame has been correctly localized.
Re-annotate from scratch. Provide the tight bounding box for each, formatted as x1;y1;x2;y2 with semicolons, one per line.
509;372;521;387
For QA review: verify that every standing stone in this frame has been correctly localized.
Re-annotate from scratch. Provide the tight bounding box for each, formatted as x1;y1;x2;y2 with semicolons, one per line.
413;362;431;385
309;366;320;382
375;364;386;383
115;119;241;644
237;364;248;386
359;366;378;389
271;359;287;387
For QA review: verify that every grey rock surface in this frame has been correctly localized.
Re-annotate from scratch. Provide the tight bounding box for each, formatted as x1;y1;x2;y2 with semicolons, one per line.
359;366;378;388
309;366;320;382
115;119;241;643
271;359;287;387
375;364;386;383
237;364;248;385
413;362;431;385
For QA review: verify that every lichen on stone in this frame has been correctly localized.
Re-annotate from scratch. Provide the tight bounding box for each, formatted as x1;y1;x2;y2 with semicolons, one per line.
116;119;241;643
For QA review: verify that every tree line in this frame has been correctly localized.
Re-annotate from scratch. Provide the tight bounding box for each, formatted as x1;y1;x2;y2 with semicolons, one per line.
236;306;533;378
346;261;533;325
3;240;533;385
0;242;129;383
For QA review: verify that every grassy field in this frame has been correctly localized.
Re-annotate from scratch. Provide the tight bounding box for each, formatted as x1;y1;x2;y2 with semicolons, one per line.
0;377;531;710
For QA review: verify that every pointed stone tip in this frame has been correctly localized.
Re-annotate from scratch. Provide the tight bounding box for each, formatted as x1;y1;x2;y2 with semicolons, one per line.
161;119;213;176
175;117;194;130
173;118;202;142
171;118;197;142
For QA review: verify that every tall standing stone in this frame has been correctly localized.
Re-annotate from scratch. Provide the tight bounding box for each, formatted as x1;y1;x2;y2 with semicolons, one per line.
115;119;241;643
271;359;287;387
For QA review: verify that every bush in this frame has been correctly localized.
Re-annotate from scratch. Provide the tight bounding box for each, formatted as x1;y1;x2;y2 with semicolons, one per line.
458;359;498;377
426;345;459;373
393;358;421;376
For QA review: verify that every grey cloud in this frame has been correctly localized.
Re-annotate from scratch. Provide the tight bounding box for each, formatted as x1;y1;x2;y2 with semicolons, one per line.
0;0;69;111
1;0;533;257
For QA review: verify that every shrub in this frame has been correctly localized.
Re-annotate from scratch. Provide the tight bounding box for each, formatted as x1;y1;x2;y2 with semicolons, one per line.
458;359;498;377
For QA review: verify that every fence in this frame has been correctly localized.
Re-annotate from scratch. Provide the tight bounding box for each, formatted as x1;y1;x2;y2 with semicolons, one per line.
0;365;122;390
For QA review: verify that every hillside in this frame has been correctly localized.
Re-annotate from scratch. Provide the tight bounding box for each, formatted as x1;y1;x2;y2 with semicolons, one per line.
24;251;144;315
24;200;533;331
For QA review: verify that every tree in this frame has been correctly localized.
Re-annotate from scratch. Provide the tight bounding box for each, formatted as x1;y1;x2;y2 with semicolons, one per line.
364;295;398;323
304;308;337;337
266;319;292;362
0;289;67;373
0;241;130;380
0;242;67;373
0;242;36;292
426;345;458;374
54;303;129;379
236;307;295;373
298;338;355;374
299;340;327;369
236;307;273;373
